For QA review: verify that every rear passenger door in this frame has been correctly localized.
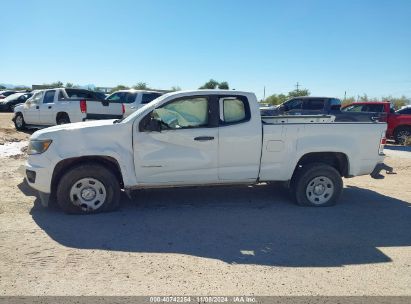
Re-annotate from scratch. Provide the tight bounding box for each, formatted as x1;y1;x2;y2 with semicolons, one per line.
218;96;262;181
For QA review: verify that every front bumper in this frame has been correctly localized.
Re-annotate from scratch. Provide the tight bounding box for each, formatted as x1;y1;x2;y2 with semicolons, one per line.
370;163;394;179
25;160;53;193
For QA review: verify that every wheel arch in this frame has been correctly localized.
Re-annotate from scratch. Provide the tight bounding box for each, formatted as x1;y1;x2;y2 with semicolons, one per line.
56;111;70;122
51;156;124;195
292;152;350;179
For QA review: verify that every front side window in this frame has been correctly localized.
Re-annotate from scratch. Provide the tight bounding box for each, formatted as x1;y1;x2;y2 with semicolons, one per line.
221;97;247;123
285;99;303;111
107;92;123;102
43;90;55;104
152;97;208;129
31;92;44;104
342;104;364;112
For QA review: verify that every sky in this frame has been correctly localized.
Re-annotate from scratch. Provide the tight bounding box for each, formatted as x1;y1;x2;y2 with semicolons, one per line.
1;0;411;100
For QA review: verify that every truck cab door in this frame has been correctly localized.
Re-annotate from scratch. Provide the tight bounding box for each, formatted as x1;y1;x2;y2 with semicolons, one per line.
217;96;262;181
133;95;219;184
23;91;43;124
38;90;56;125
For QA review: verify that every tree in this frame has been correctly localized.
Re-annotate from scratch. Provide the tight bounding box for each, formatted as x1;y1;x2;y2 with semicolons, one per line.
65;82;74;88
133;82;148;90
358;94;368;102
199;79;219;89
342;96;356;107
171;86;181;91
110;85;130;93
381;95;409;110
264;94;288;105
288;88;310;98
0;85;6;90
218;81;229;89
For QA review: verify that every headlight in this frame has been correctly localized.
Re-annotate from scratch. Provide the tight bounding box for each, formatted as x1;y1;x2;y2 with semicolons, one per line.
27;140;52;155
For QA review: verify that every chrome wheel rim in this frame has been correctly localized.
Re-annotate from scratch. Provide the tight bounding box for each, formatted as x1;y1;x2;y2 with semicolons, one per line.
306;176;334;205
15;116;23;127
69;178;107;211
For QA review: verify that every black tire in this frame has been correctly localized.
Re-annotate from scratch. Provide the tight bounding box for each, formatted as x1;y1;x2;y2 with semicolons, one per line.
394;126;411;145
56;164;121;214
56;114;71;125
14;113;26;130
291;163;343;207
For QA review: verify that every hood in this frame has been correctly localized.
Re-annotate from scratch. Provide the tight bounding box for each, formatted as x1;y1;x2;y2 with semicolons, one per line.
31;119;117;140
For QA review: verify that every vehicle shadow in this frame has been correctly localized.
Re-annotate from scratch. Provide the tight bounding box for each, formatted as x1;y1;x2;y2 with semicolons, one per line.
385;145;411;152
28;183;411;267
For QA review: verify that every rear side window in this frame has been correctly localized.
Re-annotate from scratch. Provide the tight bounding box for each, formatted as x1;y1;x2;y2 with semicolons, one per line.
142;93;162;104
330;98;342;110
302;99;325;110
43;91;55;104
220;96;250;124
364;104;385;112
125;93;137;104
65;89;94;99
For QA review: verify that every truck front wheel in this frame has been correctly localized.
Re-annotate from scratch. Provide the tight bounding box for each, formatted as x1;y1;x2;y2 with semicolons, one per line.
291;163;343;207
56;164;121;214
14;113;26;130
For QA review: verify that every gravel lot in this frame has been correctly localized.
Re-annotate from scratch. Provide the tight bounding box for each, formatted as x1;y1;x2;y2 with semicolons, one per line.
0;112;410;296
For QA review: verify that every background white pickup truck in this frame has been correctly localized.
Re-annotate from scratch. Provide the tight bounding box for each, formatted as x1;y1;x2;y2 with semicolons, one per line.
13;88;124;129
24;90;389;214
106;89;164;117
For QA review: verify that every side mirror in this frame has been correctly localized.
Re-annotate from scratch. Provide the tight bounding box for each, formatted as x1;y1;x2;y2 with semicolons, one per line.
146;117;162;132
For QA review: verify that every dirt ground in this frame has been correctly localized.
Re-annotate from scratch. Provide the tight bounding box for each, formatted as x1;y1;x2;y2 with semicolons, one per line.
0;112;410;296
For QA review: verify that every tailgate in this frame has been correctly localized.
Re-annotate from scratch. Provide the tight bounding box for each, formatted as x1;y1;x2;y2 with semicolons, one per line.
86;100;123;119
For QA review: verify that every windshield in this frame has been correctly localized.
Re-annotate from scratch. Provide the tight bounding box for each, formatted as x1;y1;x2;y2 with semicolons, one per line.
3;93;23;102
120;93;172;124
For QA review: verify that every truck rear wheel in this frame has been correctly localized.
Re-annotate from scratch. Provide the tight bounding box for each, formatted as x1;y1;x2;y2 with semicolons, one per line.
394;126;411;144
56;114;71;125
291;163;343;207
56;164;121;214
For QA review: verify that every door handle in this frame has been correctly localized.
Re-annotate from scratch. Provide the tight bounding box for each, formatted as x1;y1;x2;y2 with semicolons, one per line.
194;136;214;141
48;106;52;109
36;106;39;109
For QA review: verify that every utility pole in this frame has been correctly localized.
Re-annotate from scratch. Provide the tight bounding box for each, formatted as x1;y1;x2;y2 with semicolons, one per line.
263;86;266;100
295;82;300;92
344;91;346;101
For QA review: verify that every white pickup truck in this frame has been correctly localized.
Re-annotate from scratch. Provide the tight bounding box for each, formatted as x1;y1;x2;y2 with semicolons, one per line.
24;90;391;214
106;89;164;117
13;88;124;129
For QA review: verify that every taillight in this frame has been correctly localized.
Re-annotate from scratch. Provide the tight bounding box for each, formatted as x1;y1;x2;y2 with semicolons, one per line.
122;103;125;114
379;132;386;155
80;100;87;113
